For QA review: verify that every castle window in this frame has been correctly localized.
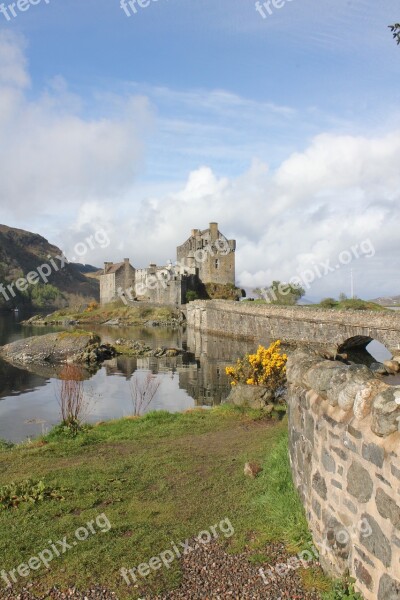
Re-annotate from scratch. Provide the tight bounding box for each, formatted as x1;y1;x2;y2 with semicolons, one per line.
215;259;219;269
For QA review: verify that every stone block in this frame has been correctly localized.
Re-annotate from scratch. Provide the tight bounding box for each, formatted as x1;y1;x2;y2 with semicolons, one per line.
304;412;315;446
331;479;342;490
354;558;373;591
313;471;327;500
347;424;362;439
332;446;348;461
391;463;400;481
312;497;321;519
354;545;375;567
342;435;357;453
376;488;400;530
322;449;336;473
378;574;400;600
359;513;391;568
372;386;400;437
347;461;373;503
384;359;400;374
354;379;388;420
343;497;357;514
362;442;385;468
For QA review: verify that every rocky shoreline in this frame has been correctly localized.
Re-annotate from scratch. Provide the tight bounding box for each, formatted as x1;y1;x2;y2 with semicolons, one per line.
0;331;184;370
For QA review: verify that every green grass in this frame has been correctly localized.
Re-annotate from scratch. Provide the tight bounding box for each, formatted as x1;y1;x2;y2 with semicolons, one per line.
35;302;179;326
315;298;386;311
255;430;312;552
0;406;311;599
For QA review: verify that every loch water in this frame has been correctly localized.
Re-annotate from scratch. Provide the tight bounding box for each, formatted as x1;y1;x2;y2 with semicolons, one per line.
0;311;394;443
0;311;258;443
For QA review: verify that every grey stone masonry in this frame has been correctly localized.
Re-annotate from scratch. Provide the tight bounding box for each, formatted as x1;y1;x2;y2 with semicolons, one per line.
186;300;400;354
287;348;400;600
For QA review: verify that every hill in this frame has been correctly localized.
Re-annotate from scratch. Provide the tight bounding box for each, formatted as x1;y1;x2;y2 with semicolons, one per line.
370;295;400;307
0;225;99;309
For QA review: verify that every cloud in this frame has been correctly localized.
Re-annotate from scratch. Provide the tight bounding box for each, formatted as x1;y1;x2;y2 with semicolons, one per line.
0;31;152;217
77;131;400;299
2;31;400;300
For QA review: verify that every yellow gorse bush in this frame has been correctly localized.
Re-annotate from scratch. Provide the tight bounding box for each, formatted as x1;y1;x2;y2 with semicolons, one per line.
225;341;287;391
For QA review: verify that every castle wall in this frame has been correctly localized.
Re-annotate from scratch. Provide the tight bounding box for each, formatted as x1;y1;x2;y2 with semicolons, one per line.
100;273;116;305
287;349;400;600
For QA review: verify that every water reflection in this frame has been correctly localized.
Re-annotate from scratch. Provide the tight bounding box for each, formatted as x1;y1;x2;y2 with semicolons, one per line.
0;312;257;443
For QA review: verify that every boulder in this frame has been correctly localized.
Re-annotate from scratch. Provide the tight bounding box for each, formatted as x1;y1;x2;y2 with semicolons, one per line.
304;361;348;399
372;386;400;436
383;360;400;374
371;362;387;375
244;462;262;478
225;384;274;409
353;379;389;420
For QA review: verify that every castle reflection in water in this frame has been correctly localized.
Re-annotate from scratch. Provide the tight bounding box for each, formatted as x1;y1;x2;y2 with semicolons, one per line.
103;329;260;407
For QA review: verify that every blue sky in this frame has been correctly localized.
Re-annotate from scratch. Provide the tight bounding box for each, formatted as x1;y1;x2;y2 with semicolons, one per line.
0;0;400;299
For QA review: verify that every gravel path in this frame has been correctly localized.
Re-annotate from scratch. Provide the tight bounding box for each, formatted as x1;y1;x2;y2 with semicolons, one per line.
144;540;322;600
0;541;322;600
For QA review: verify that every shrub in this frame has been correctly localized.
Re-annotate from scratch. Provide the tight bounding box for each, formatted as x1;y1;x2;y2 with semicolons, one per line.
225;341;287;393
0;479;63;510
320;298;338;308
56;364;89;436
322;578;363;600
85;301;99;312
129;373;161;416
186;290;199;302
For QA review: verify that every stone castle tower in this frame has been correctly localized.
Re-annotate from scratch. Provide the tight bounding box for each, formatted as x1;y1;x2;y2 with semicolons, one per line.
176;222;236;286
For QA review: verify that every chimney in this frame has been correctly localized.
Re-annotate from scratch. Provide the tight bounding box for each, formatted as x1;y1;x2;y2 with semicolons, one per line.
104;261;112;274
209;222;218;241
191;229;199;237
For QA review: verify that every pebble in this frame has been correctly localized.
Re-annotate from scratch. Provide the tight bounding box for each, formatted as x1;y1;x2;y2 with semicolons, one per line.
0;541;322;599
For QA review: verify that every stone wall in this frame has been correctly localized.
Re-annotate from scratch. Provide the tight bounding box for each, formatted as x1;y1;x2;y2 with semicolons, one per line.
99;272;116;305
287;349;400;599
186;300;400;354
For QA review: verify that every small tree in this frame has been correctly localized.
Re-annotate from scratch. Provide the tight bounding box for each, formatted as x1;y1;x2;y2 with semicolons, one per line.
258;281;305;305
129;373;161;416
56;364;89;436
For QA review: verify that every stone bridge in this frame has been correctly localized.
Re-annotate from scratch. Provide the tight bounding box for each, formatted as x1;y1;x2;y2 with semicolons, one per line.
186;300;400;354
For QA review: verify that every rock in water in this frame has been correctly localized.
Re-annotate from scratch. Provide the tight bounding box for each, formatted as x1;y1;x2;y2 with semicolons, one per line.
0;331;113;366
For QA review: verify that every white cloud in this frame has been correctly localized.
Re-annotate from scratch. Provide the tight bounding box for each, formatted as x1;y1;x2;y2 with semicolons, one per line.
1;32;400;300
79;131;400;300
0;31;151;217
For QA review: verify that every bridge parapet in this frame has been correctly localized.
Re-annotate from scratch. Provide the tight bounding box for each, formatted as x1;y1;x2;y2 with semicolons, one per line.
186;300;400;353
287;348;400;600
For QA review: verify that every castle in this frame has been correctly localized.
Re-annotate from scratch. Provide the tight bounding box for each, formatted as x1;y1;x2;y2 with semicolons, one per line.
100;223;236;306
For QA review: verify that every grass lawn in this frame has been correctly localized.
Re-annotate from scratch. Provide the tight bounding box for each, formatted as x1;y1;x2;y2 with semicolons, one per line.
40;303;179;326
0;406;313;599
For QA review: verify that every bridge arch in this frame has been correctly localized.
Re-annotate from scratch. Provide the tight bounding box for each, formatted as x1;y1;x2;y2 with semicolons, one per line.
337;336;374;353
